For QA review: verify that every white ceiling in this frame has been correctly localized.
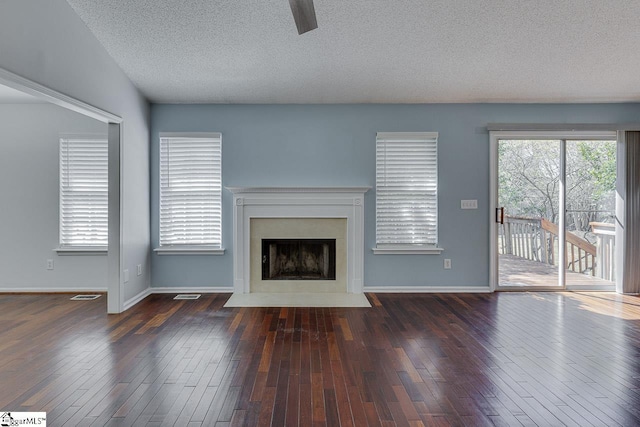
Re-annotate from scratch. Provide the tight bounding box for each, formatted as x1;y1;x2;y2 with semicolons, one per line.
65;0;640;104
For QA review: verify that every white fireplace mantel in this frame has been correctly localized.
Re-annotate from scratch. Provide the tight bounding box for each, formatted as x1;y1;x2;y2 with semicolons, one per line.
227;187;370;294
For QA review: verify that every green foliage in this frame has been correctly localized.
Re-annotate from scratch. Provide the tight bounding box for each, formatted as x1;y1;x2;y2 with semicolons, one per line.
498;140;561;221
576;141;616;198
498;139;616;231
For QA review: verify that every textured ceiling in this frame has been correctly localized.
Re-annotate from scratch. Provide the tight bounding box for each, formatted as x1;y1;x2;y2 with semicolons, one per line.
65;0;640;104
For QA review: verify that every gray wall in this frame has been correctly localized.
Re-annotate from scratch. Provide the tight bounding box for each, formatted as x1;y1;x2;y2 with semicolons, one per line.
0;104;107;290
0;0;151;302
150;103;640;289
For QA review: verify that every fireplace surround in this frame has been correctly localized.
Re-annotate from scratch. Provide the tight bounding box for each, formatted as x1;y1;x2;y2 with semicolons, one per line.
226;187;370;302
249;217;346;293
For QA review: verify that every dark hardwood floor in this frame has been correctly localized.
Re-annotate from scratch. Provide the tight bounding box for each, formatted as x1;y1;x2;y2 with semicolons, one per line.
1;292;639;426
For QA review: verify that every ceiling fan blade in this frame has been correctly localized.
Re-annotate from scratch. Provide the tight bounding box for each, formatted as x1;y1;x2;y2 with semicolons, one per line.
288;0;318;35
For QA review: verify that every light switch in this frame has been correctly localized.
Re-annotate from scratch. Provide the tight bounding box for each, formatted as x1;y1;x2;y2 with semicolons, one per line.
461;199;478;209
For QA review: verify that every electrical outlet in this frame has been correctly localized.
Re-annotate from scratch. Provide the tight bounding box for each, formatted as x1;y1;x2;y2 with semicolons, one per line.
444;258;452;269
46;259;54;270
461;199;478;209
137;264;142;276
124;269;129;283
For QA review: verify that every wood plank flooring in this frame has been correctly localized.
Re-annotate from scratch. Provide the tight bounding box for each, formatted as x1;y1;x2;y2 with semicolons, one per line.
0;292;639;426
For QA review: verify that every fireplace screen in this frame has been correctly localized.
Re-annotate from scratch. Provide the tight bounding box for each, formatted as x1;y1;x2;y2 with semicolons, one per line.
262;239;336;280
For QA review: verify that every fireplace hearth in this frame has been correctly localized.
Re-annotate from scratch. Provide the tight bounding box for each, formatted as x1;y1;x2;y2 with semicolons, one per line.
262;239;336;280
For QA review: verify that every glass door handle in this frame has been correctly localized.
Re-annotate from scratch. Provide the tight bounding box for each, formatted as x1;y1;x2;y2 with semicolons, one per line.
496;207;504;224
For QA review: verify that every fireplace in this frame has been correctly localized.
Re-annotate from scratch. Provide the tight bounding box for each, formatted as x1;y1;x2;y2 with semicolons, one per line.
249;218;345;292
262;239;336;280
226;187;370;302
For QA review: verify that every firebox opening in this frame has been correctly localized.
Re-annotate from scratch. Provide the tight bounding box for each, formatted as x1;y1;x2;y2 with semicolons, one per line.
262;239;336;280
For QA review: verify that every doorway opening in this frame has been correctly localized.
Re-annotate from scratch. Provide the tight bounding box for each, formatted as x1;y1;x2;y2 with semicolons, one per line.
0;68;123;313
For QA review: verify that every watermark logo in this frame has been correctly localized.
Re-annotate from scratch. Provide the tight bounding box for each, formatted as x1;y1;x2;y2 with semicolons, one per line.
0;412;46;426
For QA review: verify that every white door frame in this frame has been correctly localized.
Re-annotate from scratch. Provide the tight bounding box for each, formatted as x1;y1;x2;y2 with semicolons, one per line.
0;67;124;313
489;130;618;291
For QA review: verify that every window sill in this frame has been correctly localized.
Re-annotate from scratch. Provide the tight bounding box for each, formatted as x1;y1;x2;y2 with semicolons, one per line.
154;246;225;255
54;247;107;256
372;245;444;255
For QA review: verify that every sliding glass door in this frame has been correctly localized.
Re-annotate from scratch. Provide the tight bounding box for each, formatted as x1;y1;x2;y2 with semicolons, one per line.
564;140;617;289
492;131;617;290
497;139;562;287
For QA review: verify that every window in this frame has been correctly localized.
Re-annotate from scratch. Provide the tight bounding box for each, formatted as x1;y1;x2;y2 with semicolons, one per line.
374;132;442;254
59;135;108;250
158;133;223;254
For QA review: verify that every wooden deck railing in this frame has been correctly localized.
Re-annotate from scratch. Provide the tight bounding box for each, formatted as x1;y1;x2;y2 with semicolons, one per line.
589;222;615;281
499;216;544;262
499;215;597;276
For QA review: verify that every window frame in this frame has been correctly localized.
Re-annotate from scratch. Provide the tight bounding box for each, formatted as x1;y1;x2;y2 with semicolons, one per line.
373;131;443;255
154;132;224;255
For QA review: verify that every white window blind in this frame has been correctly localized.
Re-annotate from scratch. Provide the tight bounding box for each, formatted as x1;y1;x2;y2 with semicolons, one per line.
59;136;108;247
159;134;222;247
376;132;438;247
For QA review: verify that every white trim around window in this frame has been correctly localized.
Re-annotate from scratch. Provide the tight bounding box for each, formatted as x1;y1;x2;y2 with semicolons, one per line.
58;134;109;253
374;132;443;255
156;132;224;255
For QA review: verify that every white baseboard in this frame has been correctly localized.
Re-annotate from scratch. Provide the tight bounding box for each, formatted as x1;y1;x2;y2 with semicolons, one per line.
0;287;107;293
122;286;233;311
150;286;234;294
363;286;492;293
123;287;152;311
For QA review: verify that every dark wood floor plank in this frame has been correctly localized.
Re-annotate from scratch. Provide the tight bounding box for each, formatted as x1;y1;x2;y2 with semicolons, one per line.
284;372;300;426
189;386;219;423
170;382;209;426
298;379;313;426
256;386;276;426
156;385;194;426
330;359;354;427
311;372;325;423
270;360;290;426
201;362;239;425
1;292;640;426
